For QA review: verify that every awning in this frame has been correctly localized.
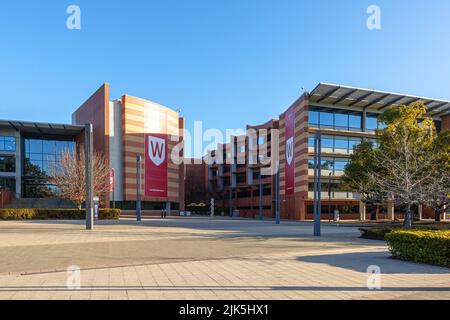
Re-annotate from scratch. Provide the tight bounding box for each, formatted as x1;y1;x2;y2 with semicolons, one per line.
0;119;85;136
309;83;450;117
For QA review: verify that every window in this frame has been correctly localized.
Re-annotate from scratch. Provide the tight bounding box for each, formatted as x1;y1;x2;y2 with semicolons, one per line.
334;113;349;130
0;136;16;152
366;115;378;132
0;177;15;192
321;158;334;171
348;137;362;151
349;114;362;130
308;111;319;126
321;135;334;149
334;159;349;172
0;156;15;172
308;135;315;148
257;137;265;145
320;112;334;128
334;136;349;150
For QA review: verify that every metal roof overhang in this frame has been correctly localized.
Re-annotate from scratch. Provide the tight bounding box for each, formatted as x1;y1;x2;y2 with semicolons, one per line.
0;119;85;136
309;83;450;117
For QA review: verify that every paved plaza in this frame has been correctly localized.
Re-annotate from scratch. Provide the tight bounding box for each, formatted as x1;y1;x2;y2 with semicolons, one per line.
0;217;449;300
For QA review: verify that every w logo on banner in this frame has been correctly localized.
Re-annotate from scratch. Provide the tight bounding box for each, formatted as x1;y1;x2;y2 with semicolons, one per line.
148;135;166;166
286;137;294;166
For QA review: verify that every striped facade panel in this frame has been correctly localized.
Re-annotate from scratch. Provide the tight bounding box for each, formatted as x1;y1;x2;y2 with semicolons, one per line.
121;95;181;203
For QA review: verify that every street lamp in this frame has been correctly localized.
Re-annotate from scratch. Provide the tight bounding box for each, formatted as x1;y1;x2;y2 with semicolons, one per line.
136;155;142;222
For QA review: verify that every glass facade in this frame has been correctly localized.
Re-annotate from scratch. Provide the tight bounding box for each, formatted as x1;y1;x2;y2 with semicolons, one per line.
308;157;349;174
0;136;16;152
23;138;75;198
308;134;362;153
0;156;15;172
308;107;362;131
0;177;15;192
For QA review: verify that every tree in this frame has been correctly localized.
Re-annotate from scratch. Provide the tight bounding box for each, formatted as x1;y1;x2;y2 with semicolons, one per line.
343;102;450;228
49;149;110;210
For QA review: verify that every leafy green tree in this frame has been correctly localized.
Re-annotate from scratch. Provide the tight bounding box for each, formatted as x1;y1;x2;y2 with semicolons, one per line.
343;102;450;228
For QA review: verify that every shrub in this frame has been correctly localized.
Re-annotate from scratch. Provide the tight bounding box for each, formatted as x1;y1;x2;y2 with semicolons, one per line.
385;230;450;268
360;224;450;240
359;227;397;240
0;208;120;220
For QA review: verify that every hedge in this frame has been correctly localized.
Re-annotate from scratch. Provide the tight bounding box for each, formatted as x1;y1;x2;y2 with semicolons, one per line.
360;224;450;241
385;230;450;268
0;208;121;220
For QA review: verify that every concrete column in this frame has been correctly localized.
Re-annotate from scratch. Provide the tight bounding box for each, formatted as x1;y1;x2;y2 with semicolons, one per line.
387;202;395;221
359;201;366;221
418;204;423;221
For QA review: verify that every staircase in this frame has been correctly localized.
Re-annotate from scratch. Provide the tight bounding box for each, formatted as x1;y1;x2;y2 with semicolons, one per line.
6;198;77;209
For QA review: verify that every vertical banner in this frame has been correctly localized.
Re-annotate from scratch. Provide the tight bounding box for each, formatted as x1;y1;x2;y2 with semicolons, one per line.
285;105;295;196
145;133;168;198
109;168;115;192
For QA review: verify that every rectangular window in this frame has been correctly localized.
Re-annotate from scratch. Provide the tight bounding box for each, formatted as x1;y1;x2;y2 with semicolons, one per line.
308;111;319;126
366;115;378;132
321;135;334;149
349;114;362;130
0;156;15;172
348;137;362;151
334;159;349;172
319;112;334;128
334;113;349;130
321;158;334;171
0;136;16;152
0;177;15;192
308;135;315;148
334;136;349;150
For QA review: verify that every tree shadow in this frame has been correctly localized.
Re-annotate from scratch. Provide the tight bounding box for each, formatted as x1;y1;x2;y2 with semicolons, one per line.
296;251;450;274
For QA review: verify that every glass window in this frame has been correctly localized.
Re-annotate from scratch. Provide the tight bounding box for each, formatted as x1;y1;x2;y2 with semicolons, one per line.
257;137;265;145
348;137;362;151
366;115;378;132
321;158;334;171
334;136;349;150
334;113;349;130
308;158;315;169
308;111;319;125
334;159;349;172
308;135;315;148
0;136;16;152
349;114;362;130
321;135;334;149
0;177;15;192
320;112;334;127
0;156;15;172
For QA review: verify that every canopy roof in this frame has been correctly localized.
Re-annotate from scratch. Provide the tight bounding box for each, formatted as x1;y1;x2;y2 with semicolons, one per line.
309;83;450;117
0;119;84;136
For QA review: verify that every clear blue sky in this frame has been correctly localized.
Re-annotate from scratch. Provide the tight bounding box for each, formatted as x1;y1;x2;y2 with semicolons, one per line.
1;0;450;157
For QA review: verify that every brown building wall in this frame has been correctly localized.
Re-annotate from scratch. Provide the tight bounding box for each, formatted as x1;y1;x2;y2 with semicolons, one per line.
121;95;183;205
185;160;208;205
442;115;450;130
72;83;111;207
279;93;309;220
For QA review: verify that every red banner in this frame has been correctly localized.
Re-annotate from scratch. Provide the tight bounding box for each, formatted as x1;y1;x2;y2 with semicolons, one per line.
109;168;115;192
145;133;168;198
285;106;295;196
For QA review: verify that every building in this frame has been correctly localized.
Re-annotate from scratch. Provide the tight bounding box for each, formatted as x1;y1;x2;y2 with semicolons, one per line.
0;119;84;203
184;159;208;205
207;83;450;220
72;84;185;213
0;83;185;213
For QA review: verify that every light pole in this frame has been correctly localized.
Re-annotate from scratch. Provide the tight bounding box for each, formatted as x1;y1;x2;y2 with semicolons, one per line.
85;123;94;230
313;131;322;237
136;155;142;222
275;161;280;225
258;171;263;220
